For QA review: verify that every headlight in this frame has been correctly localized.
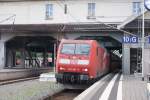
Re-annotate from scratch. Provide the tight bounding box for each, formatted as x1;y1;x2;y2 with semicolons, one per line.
84;68;88;72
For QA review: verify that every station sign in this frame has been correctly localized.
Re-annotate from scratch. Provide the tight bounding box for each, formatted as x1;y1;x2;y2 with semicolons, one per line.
122;36;138;43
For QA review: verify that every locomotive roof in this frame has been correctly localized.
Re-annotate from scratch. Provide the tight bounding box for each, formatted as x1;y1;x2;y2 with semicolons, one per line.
60;39;109;54
61;39;96;44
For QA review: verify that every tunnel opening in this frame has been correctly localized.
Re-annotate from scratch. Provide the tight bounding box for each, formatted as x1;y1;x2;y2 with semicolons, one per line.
107;47;122;72
5;36;58;69
76;36;122;72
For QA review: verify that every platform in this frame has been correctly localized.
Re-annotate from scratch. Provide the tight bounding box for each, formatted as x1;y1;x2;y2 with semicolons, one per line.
39;72;56;82
123;75;148;100
0;68;54;81
74;73;148;100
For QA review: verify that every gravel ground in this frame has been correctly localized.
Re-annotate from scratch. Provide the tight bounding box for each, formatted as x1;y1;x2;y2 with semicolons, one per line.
0;79;64;100
51;89;83;100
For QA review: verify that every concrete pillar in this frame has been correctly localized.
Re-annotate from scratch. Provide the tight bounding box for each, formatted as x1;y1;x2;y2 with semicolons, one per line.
0;32;16;69
0;41;5;69
6;49;14;68
143;49;150;75
21;50;25;68
122;45;130;74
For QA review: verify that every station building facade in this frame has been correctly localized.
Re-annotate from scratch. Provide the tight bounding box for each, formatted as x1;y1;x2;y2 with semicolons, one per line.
0;0;149;75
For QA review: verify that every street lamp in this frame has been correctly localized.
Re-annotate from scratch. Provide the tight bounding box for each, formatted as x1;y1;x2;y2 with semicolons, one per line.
141;0;150;80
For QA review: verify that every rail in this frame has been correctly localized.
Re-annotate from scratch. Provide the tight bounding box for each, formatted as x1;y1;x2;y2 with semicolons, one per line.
0;77;38;86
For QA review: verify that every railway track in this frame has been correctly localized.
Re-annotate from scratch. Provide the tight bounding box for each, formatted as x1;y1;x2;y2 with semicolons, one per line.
0;77;39;86
43;72;116;100
44;89;84;100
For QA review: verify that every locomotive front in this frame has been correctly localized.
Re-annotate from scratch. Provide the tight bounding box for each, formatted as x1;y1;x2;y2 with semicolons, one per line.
55;41;91;83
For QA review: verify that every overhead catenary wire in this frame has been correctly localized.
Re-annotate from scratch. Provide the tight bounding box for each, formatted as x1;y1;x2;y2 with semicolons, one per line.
0;14;16;32
0;14;16;24
58;0;142;4
95;18;137;36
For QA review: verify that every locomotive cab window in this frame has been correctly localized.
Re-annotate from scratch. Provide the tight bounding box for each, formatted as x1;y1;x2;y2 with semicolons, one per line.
75;44;90;55
61;43;90;55
61;44;75;54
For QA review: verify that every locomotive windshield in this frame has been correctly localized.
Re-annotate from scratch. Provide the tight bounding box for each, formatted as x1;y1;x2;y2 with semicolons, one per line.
61;43;90;55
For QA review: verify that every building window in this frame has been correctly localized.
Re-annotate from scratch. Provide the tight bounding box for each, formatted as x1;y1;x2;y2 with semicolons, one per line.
64;4;67;14
87;3;96;19
133;2;141;15
46;4;53;19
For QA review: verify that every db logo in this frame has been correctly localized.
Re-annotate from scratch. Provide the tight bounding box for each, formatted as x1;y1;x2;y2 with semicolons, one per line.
70;60;78;64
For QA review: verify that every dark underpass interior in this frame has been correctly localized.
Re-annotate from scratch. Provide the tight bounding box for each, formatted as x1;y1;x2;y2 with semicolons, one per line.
130;48;142;74
5;36;57;68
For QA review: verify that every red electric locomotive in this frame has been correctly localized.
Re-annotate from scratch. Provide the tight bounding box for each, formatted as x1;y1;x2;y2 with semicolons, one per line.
55;39;110;83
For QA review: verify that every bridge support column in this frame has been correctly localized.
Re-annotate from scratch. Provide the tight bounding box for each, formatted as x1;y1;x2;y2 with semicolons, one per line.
122;44;130;74
0;41;5;69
